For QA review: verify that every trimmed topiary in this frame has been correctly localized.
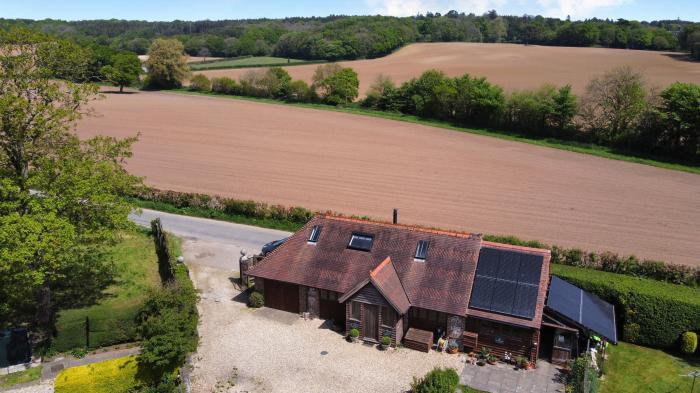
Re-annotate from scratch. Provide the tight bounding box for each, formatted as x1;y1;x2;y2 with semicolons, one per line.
248;291;264;308
381;335;391;346
349;328;359;338
680;331;698;355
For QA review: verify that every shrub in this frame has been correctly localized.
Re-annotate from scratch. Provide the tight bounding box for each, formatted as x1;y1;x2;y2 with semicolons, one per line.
248;291;264;308
136;281;198;379
381;335;391;346
349;328;359;338
188;74;211;92
410;367;460;393
70;347;87;359
680;332;698;355
54;355;146;393
552;264;700;348
211;77;238;94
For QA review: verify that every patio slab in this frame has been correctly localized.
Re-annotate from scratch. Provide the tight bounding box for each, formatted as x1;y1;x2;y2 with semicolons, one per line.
460;359;565;393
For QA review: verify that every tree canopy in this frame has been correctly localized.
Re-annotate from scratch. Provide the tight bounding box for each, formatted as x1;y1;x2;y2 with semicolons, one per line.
101;51;142;92
0;28;141;337
145;38;189;89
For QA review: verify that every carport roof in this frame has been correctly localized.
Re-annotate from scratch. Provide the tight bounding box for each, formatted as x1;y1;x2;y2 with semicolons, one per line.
546;276;618;343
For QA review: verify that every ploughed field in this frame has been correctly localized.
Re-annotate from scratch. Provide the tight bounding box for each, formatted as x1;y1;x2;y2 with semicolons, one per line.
76;91;700;266
198;43;700;96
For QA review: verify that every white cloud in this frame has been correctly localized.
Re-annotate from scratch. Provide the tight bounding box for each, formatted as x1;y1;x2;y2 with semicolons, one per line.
365;0;506;17
535;0;633;19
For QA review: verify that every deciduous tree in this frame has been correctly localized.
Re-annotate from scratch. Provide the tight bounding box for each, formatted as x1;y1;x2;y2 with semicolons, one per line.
101;52;142;93
145;39;189;89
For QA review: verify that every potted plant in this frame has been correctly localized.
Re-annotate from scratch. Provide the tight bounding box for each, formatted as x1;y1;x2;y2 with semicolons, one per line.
487;354;497;365
476;359;486;366
526;361;536;370
380;335;391;350
516;356;529;370
348;328;359;343
477;346;491;361
447;341;459;354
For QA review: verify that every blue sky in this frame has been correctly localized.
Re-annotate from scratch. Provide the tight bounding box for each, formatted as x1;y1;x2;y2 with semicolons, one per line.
2;0;698;22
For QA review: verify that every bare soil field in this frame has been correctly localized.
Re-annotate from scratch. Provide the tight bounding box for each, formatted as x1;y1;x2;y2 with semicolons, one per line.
76;91;700;266
198;43;700;96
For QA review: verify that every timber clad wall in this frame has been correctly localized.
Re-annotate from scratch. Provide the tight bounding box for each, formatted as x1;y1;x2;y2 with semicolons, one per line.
345;300;400;346
466;317;538;360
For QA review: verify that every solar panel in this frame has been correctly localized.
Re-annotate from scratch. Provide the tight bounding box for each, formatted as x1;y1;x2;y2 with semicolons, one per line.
469;247;544;320
490;280;518;314
469;277;495;310
546;277;617;343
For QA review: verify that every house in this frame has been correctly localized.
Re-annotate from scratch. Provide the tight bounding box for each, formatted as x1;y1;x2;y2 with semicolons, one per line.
247;214;616;363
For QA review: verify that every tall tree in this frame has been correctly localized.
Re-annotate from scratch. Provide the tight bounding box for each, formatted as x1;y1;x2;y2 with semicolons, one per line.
0;28;141;337
145;38;189;89
100;52;142;93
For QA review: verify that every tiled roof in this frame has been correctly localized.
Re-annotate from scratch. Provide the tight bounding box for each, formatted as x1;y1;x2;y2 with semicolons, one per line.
248;214;550;327
339;257;411;314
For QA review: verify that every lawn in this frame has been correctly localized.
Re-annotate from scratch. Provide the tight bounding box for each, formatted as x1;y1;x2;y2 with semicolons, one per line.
54;355;151;393
0;366;42;388
600;342;700;393
189;56;314;70
52;230;160;352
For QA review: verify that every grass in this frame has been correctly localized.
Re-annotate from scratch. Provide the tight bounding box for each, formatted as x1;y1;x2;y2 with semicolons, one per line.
0;366;42;388
459;385;488;392
189;56;317;71
52;230;160;352
168;89;700;175
600;342;700;393
54;355;155;393
131;198;303;232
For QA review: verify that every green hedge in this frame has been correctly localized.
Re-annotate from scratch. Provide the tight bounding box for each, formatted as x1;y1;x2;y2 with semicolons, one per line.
411;367;460;393
552;264;700;348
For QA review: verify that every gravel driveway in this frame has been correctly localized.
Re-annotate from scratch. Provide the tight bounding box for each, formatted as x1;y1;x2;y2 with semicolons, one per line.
187;263;463;393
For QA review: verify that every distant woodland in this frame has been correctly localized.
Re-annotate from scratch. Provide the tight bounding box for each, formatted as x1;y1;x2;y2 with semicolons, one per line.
2;12;700;61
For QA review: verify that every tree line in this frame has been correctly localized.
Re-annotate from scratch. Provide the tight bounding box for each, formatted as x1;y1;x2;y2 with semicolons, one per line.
2;12;700;61
181;60;699;164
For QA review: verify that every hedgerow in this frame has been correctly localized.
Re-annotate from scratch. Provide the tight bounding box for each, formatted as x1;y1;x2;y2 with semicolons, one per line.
552;264;700;349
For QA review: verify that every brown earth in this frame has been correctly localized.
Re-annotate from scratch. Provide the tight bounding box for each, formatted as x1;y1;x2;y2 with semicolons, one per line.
76;91;700;266
198;43;700;96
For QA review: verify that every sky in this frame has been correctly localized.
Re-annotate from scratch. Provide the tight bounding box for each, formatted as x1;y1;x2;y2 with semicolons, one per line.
1;0;698;22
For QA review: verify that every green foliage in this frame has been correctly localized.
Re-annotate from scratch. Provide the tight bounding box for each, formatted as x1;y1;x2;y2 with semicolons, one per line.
552;264;700;348
0;366;42;388
137;281;198;379
188;74;211;92
410;367;460;393
0;29;141;337
248;291;264;308
145;39;189;89
70;347;87;359
381;335;391;346
650;82;700;159
51;231;159;352
506;85;577;136
567;356;590;393
349;328;359;338
100;52;141;92
680;332;698;355
311;64;359;105
211;77;238;94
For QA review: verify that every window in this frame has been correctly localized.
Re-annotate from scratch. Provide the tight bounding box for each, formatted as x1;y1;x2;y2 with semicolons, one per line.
381;306;396;326
415;240;429;260
348;233;374;251
308;225;321;243
351;302;361;320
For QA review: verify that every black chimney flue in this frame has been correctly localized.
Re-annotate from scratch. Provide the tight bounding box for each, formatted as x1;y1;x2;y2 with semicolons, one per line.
393;208;398;224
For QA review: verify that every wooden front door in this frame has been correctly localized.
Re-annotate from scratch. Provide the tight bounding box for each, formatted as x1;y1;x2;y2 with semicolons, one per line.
363;304;379;341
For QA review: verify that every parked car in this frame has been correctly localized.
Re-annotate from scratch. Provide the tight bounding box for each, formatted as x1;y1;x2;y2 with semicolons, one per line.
261;237;289;256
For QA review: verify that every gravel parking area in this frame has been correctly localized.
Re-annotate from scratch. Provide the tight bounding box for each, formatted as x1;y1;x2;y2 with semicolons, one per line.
188;264;463;393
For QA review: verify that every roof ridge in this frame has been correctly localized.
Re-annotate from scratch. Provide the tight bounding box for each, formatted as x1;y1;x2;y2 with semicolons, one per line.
370;256;392;277
481;240;551;255
319;213;483;240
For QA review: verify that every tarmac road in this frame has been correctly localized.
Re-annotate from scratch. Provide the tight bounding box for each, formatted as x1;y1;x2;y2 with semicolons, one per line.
129;208;291;270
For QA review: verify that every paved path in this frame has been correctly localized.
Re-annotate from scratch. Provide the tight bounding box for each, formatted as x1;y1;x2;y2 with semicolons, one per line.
129;209;291;270
461;360;565;393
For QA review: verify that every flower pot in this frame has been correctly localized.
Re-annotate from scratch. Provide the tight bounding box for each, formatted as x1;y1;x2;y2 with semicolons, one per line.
487;360;496;365
477;360;486;367
447;347;459;354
